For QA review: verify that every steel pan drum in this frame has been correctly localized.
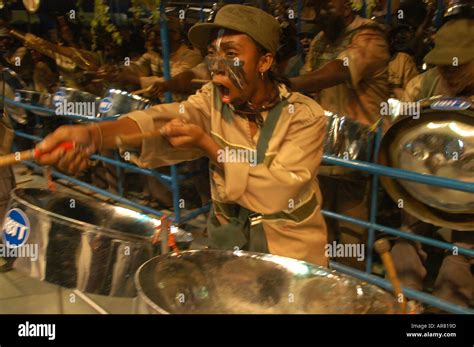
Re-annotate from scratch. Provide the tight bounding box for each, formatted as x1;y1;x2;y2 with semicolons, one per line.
134;250;398;314
1;188;191;297
380;105;474;230
52;87;100;118
98;89;151;118
319;111;374;176
13;89;52;116
1;68;27;90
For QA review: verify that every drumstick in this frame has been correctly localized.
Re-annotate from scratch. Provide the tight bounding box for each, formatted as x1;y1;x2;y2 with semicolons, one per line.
115;128;164;146
131;79;210;95
0;142;75;168
374;238;407;313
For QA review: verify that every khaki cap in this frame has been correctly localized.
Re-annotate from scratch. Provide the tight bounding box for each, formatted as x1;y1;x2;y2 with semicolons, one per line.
424;19;474;65
188;4;281;54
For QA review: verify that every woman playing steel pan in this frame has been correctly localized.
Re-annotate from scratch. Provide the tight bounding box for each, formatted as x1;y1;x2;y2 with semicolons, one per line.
36;5;329;266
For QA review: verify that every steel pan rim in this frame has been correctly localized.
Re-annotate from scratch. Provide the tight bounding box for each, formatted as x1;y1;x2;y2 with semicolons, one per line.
134;258;171;314
134;249;397;314
104;88;150;103
11;188;156;243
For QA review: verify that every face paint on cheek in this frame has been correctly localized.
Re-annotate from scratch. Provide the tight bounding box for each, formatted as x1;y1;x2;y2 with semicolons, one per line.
216;28;225;51
206;56;248;91
223;58;247;90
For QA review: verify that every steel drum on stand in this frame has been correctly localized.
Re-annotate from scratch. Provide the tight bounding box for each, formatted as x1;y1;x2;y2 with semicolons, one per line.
134;250;399;314
1;188;192;297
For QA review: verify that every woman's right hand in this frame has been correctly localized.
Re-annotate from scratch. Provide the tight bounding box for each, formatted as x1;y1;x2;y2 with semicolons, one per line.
36;124;101;175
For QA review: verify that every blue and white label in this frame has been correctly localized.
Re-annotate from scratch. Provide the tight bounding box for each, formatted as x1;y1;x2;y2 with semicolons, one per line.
2;208;30;248
430;98;472;111
99;97;113;113
14;92;21;102
53;90;66;106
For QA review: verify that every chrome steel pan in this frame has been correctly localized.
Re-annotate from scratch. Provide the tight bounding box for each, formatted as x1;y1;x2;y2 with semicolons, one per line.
1;188;191;297
323;111;373;162
134;250;398;314
1;68;27;90
98;88;151;118
52;87;100;118
13;89;52;116
379;108;474;230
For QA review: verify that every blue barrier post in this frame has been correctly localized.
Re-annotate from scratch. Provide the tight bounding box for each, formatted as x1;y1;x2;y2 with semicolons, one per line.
366;119;385;273
160;0;182;224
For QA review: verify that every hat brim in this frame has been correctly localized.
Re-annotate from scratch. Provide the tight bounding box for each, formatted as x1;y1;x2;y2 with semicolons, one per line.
188;22;253;51
424;47;474;65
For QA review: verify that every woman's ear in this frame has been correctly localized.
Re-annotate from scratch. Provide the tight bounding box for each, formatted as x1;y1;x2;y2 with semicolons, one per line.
259;53;274;74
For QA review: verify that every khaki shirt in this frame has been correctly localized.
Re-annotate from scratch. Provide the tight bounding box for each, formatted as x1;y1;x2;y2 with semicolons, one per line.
122;83;328;266
388;52;418;97
403;68;450;101
134;44;203;88
301;16;390;125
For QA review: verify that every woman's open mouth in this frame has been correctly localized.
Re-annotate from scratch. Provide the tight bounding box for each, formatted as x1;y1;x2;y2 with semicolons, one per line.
216;84;232;104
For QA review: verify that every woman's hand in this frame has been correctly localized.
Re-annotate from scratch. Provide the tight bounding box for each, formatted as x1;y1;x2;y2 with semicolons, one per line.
95;64;119;82
161;118;223;167
161;119;206;149
36;124;101;175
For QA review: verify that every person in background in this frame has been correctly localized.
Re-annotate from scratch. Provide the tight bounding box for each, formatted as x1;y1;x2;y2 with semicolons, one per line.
403;19;474;101
289;0;390;270
99;17;203;97
396;19;474;309
279;21;318;78
293;0;390;126
387;24;419;99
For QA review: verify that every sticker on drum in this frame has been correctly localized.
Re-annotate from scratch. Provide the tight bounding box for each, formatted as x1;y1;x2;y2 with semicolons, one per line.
430;97;472;111
53;90;66;106
14;92;21;102
2;208;31;248
99;97;113;113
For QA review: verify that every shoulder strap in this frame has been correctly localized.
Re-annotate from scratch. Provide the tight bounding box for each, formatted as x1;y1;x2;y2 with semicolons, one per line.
256;99;288;164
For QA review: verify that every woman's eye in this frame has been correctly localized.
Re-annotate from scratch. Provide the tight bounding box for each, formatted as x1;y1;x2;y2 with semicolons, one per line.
226;52;237;58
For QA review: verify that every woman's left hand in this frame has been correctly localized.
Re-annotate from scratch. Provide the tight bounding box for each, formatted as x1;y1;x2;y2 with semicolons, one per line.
161;118;206;149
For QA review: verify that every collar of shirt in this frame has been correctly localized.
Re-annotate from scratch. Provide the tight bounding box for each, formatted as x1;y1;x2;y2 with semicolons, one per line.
227;83;292;127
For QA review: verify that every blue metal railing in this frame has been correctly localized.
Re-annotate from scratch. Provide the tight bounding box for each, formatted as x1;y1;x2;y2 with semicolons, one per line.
6;96;474;314
14;130;211;223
